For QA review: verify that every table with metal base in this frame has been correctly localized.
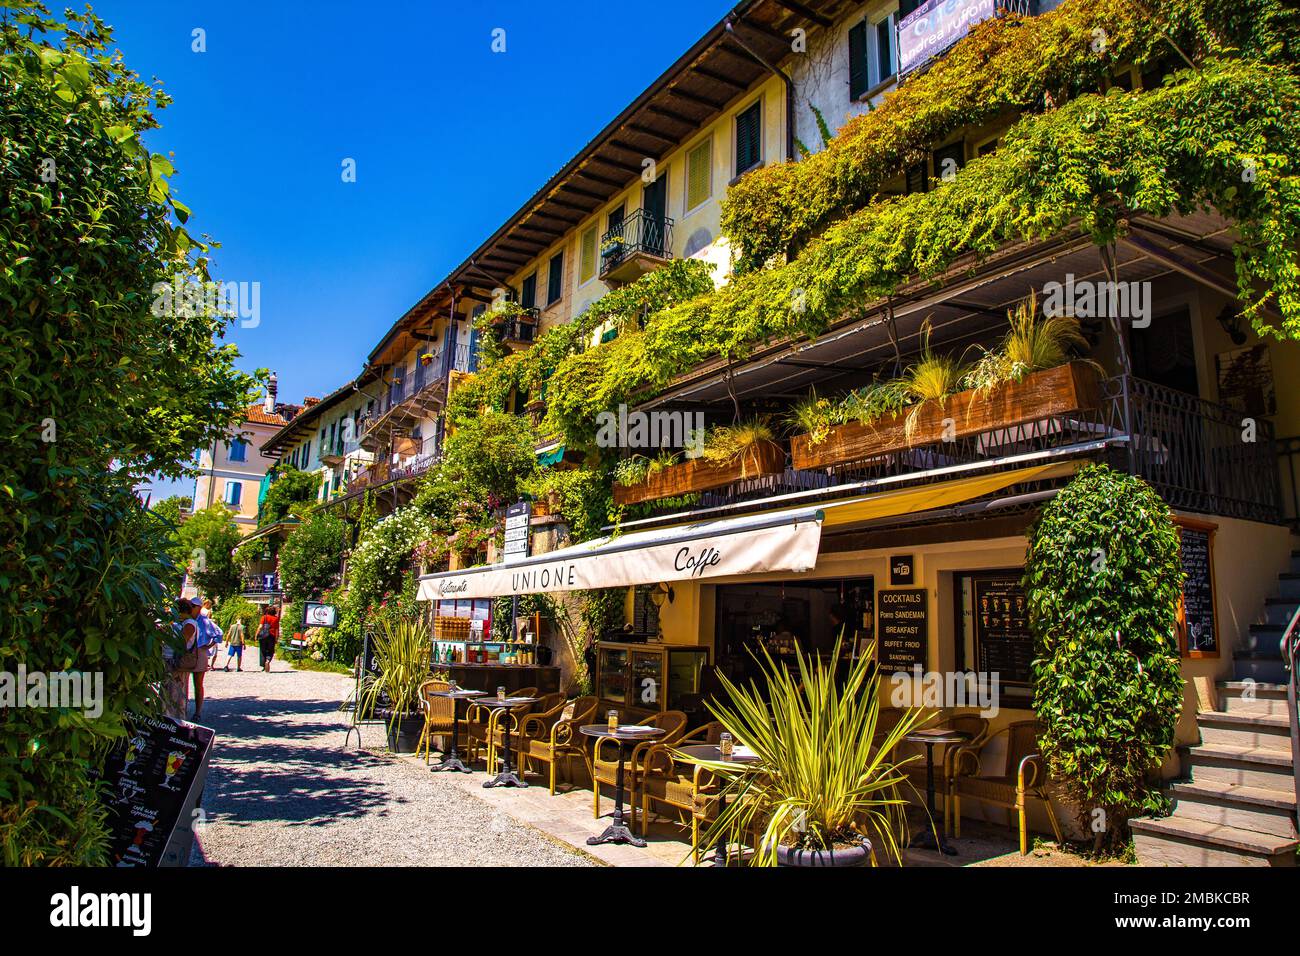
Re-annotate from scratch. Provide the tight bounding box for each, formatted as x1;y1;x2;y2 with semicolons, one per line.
429;688;486;773
476;696;538;788
677;742;760;866
903;728;970;856
580;724;666;848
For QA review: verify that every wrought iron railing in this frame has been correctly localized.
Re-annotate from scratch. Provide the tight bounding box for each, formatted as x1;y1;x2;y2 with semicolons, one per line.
600;210;674;275
242;573;280;594
631;374;1283;525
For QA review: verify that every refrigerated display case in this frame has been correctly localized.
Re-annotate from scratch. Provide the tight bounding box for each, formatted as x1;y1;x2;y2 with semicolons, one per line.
594;641;710;722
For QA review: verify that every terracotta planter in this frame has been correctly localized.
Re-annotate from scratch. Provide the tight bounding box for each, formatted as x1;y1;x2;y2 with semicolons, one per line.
613;440;786;506
790;362;1101;472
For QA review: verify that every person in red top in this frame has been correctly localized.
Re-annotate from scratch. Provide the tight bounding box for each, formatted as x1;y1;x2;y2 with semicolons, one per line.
257;606;281;672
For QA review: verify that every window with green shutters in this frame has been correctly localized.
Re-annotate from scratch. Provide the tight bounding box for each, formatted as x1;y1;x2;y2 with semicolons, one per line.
848;20;868;100
546;250;563;306
686;137;712;212
519;272;536;309
580;226;597;283
734;101;761;177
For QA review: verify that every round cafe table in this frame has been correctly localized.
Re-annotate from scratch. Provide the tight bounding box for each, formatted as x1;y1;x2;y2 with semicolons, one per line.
579;724;666;848
902;728;970;856
476;696;539;788
428;688;486;774
677;742;760;866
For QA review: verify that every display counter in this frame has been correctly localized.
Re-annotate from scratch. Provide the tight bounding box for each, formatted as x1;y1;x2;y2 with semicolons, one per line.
594;641;710;723
438;663;561;696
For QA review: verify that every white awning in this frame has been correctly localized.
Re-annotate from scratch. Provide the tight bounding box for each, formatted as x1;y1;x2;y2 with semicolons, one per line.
417;507;825;601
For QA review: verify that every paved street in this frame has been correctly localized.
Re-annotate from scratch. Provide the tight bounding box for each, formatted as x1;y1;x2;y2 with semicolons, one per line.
186;660;594;867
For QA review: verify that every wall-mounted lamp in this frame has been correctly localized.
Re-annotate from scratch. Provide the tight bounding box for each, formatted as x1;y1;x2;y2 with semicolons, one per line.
1216;304;1248;346
649;582;675;607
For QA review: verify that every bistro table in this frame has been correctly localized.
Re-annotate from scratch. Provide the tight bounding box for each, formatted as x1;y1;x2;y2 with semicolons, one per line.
428;687;486;774
902;727;971;856
677;742;760;866
579;724;666;848
475;696;539;788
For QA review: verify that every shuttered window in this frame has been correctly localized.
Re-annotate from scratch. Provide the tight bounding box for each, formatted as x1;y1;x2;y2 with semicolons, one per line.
519;272;536;309
580;226;597;283
686;138;711;212
546;250;563;306
734;101;761;176
848;21;868;100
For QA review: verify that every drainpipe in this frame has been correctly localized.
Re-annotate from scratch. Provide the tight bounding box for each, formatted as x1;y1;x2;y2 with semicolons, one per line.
724;19;796;163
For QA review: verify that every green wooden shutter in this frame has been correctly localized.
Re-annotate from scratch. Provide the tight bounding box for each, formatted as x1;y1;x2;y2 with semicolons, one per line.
735;102;761;175
547;250;563;305
848;21;868;100
686;139;711;210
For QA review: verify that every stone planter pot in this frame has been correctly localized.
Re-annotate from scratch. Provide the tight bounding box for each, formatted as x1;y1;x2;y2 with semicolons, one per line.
385;714;425;753
775;838;873;868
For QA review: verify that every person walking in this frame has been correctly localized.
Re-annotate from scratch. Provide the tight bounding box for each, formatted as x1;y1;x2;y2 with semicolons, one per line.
176;596;217;721
223;615;246;671
257;605;281;672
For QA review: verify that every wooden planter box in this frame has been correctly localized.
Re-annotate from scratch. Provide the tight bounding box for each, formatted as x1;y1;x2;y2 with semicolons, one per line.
613;440;786;506
790;362;1102;472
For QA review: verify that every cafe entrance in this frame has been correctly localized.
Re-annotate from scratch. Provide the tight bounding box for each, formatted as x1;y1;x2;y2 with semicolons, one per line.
713;576;875;685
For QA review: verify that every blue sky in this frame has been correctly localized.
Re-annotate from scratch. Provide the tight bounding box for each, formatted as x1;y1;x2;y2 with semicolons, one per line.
119;0;731;501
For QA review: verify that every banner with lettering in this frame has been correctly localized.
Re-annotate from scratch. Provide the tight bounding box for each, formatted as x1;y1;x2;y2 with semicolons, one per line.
898;0;995;75
418;516;823;600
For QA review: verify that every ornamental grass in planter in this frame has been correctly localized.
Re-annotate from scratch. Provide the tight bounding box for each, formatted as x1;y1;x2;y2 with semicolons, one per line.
612;420;786;505
356;617;432;753
684;639;926;867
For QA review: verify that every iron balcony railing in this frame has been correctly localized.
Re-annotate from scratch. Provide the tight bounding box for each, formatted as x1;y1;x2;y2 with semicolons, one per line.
241;573;280;594
639;374;1283;526
600;210;674;275
362;343;471;432
491;310;538;345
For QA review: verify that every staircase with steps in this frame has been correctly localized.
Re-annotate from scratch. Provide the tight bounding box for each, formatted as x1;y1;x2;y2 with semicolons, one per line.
1131;552;1300;866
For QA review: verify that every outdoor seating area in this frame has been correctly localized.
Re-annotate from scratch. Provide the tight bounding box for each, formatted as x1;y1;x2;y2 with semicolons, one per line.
399;679;1065;865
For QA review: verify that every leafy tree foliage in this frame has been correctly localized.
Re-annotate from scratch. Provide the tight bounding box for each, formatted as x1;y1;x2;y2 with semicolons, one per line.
0;6;259;863
177;505;243;601
258;466;320;525
277;510;347;602
1023;465;1184;853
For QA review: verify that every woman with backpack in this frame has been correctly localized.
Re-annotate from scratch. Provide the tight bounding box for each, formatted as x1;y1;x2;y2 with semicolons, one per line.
175;596;218;720
257;605;281;672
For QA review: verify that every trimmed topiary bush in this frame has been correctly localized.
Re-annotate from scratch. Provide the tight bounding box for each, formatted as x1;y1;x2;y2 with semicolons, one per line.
1023;464;1184;853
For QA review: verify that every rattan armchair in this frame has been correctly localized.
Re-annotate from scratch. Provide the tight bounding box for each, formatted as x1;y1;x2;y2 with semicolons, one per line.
638;721;724;850
518;695;598;793
464;686;538;769
591;710;688;832
950;719;1064;854
491;691;563;766
415;678;452;766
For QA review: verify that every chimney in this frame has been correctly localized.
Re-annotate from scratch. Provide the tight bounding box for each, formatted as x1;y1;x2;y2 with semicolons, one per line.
265;372;278;414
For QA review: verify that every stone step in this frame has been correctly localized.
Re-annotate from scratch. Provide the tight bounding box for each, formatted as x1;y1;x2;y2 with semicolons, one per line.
1130;816;1298;866
1232;650;1290;685
1218;681;1291;717
1170;781;1298;839
1263;597;1300;626
1242;622;1287;654
1277;573;1300;600
1186;743;1297;793
1197;710;1294;752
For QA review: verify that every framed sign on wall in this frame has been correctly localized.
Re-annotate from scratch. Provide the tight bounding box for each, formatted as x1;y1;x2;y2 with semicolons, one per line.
1174;517;1219;659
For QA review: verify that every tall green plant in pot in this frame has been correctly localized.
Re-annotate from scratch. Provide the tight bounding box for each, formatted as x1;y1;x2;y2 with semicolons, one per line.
1023;464;1183;853
686;640;926;866
356;617;432;752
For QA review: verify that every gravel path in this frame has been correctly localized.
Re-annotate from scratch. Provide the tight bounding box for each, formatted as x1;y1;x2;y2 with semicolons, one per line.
187;659;594;866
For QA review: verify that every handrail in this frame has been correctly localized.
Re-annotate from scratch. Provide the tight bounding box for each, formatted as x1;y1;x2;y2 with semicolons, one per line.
1283;603;1300;831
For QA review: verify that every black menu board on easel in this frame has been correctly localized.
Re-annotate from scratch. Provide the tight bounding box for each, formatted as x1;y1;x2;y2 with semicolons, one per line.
1177;520;1218;658
100;714;214;867
877;588;927;671
973;573;1034;686
632;585;660;637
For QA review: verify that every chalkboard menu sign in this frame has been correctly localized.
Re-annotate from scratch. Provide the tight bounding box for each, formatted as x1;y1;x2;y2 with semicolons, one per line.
100;714;214;867
877;588;928;671
1177;520;1218;658
632;585;661;637
973;573;1034;686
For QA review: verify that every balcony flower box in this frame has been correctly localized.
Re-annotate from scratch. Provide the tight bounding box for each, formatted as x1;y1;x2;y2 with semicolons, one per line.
790;362;1102;472
613;439;786;506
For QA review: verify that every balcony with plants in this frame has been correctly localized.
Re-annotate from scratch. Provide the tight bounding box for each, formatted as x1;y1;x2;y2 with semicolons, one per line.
599;209;675;285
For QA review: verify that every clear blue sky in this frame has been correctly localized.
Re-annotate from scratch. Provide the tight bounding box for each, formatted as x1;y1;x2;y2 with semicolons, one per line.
119;0;731;501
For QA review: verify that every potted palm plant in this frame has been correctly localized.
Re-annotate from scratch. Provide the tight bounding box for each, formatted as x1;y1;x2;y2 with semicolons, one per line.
684;639;927;866
356;616;431;753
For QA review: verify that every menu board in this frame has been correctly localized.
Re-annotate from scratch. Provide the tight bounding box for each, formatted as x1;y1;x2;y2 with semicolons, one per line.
1178;522;1218;657
632;585;661;637
877;588;928;671
973;573;1034;686
100;713;214;867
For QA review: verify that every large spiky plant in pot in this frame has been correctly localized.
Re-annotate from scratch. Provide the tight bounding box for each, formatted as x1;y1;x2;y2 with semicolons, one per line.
683;639;927;866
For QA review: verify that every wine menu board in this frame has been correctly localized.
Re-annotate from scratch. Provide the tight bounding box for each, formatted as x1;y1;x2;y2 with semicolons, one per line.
877;588;927;671
1178;523;1218;657
100;714;214;867
973;573;1034;686
632;585;661;637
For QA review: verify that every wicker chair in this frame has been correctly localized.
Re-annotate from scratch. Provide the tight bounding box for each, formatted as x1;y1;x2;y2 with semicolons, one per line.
491;691;564;766
891;713;991;835
591;710;688;832
415;678;452;766
518;695;598;793
464;686;538;769
950;719;1064;854
637;721;724;851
